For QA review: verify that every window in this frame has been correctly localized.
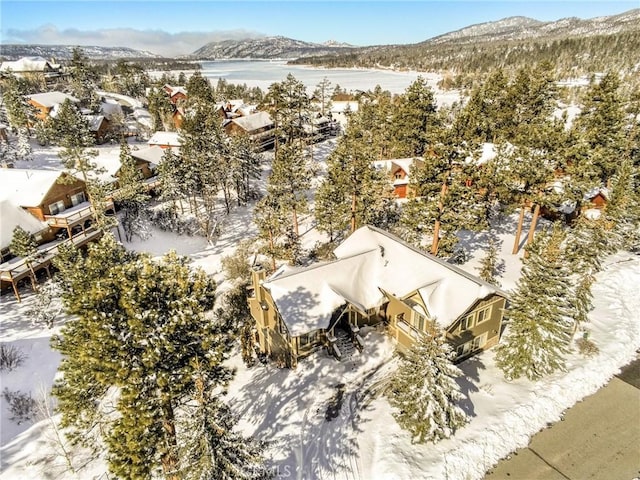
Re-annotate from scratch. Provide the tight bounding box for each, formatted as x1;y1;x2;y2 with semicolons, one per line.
476;306;491;325
394;172;403;179
457;342;471;357
414;313;425;332
472;332;488;350
70;192;86;206
459;314;474;332
48;200;65;215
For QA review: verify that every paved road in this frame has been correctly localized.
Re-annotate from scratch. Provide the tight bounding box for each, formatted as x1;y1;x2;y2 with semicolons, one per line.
485;356;640;480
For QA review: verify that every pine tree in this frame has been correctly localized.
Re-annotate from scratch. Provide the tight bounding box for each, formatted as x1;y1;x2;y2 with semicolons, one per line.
386;328;468;444
9;226;39;261
313;77;333;117
266;141;312;238
116;139;150;242
391;76;439;157
52;235;233;480
476;237;501;286
495;224;574;381
228;134;262;206
178;368;269;479
400;130;485;257
253;195;290;271
603;157;640;252
68;47;100;111
572;71;626;184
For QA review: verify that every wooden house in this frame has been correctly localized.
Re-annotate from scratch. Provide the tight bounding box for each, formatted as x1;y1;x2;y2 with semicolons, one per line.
248;226;508;367
0;169;112;300
163;85;187;105
27;92;80;120
0;56;62;81
372;158;423;199
85;115;110;144
223;111;275;150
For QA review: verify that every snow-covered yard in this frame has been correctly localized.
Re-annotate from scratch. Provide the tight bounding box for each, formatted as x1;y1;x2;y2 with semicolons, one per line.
1;137;639;479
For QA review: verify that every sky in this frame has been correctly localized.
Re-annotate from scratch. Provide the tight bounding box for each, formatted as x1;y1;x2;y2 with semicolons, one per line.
1;1;638;57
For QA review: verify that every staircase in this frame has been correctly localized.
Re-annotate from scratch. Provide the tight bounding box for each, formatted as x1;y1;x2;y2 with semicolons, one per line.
335;328;356;361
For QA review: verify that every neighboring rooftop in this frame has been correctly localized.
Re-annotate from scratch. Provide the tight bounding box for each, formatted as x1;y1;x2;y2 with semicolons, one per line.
27;91;79;108
0;168;73;206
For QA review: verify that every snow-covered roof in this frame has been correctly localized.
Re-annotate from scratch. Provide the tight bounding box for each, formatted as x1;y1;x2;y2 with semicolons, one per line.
130;145;168;165
0;169;74;206
27;92;79;108
330;101;359;114
0;57;58;73
89;156;120;184
584;186;609;201
148;131;181;147
264;226;506;337
0;199;49;249
230;111;273;133
85;115;107;132
100;100;123;119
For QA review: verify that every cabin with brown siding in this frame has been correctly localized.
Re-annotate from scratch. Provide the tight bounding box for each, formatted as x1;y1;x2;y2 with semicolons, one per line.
248;226;508;367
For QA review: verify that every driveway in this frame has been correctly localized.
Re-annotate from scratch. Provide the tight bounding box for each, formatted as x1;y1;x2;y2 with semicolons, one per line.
484;356;640;480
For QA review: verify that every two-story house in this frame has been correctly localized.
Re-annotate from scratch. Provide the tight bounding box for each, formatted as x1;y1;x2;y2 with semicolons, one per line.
248;226;508;367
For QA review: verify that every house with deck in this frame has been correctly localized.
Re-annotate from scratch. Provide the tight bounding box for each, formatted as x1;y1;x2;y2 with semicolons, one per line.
0;169;112;300
223;111;275;150
27;92;80;120
248;226;508;367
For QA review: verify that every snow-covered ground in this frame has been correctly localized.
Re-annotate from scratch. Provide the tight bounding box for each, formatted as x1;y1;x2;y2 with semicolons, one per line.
1;137;639;479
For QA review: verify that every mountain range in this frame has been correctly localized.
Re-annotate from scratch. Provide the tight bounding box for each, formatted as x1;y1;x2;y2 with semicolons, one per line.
1;8;638;62
0;44;161;60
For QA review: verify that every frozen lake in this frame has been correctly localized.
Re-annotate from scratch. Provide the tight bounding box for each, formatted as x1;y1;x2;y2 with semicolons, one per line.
198;60;454;101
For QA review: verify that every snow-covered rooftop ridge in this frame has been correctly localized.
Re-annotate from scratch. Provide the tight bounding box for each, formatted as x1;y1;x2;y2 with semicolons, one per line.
335;225;509;297
148;131;181;147
0;56;58;72
130;145;168;165
230;111;273;132
0;168;74;206
264;226;507;337
27;91;79;108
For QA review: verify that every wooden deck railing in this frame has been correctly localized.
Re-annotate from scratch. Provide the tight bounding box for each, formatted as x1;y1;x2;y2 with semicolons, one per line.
44;200;115;228
0;228;103;301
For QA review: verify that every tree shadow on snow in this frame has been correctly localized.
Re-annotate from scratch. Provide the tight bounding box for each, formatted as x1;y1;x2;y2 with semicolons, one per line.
454;355;486;418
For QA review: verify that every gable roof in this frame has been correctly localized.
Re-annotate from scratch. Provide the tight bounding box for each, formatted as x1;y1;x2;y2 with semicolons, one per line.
130;145;168;165
27;92;80;108
0;168;76;206
148;131;181;147
229;111;273;133
264;225;507;337
0;199;49;249
0;57;58;73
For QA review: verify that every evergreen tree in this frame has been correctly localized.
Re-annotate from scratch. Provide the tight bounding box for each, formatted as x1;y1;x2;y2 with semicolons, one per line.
52;235;234;480
603;156;640;252
185;70;215;106
495;224;574;381
253;195;290;271
117;139;150;242
400;130;485;257
572;71;626;184
178;369;268;479
266;141;312;238
68;47;100;111
391;76;439;157
9;226;39;261
476;237;501;286
229;134;262;206
0;127;32;166
386;328;468;444
313;77;333;117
